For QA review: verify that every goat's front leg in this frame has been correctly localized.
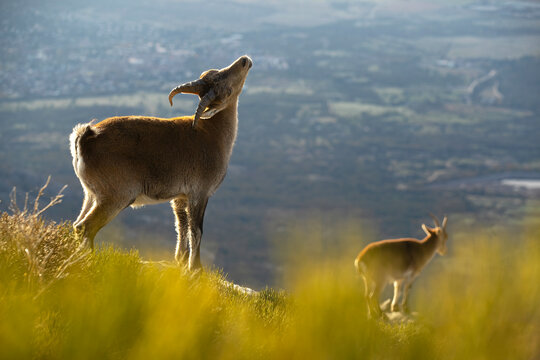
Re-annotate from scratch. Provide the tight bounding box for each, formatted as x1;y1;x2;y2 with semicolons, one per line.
172;197;190;264
187;196;208;271
391;280;403;312
401;279;414;314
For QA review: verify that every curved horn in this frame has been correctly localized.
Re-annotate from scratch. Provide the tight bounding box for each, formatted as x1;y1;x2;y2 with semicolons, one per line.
429;213;440;227
168;79;207;106
442;216;448;229
192;89;216;128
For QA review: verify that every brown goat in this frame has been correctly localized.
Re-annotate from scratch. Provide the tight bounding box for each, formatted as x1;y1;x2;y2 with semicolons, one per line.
354;215;448;317
70;55;252;270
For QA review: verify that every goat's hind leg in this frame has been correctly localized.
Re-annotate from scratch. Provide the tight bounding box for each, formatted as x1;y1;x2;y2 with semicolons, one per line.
74;190;94;227
361;275;373;317
364;276;384;318
371;282;385;318
75;197;128;249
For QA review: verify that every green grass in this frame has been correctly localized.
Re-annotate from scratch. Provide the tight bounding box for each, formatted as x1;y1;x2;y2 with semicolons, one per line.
0;193;539;359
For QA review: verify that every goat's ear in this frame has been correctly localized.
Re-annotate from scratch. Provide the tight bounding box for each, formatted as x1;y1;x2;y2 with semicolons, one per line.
200;69;219;79
200;85;233;119
200;103;227;119
422;224;433;236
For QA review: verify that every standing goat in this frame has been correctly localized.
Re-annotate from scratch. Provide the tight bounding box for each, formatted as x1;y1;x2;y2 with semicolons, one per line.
354;215;448;317
70;55;252;270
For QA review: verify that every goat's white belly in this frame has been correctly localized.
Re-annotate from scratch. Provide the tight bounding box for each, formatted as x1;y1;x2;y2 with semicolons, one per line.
130;194;179;208
388;268;415;283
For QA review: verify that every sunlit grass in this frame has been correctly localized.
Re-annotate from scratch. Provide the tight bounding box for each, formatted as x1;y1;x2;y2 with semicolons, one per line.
1;199;539;359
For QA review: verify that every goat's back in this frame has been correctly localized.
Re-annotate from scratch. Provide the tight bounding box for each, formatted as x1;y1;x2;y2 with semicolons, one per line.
71;116;228;199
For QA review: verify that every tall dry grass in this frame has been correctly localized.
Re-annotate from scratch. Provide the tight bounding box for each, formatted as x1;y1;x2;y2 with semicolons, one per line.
0;183;538;359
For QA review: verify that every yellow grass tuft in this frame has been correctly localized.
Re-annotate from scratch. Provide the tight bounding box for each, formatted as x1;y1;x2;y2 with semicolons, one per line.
0;181;538;359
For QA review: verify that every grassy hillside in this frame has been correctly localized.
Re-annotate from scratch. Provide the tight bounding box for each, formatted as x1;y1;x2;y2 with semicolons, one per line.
0;192;539;359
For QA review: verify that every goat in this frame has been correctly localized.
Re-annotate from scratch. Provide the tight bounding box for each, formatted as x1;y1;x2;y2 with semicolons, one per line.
354;215;448;317
70;55;252;271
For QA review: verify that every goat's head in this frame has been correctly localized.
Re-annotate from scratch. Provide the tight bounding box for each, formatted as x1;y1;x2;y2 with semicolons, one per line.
422;214;449;255
169;55;252;126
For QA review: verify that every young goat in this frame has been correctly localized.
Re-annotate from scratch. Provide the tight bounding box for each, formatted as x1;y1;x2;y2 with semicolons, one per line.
70;55;252;271
354;215;448;317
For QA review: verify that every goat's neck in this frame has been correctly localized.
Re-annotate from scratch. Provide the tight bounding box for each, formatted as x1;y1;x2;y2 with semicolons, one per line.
419;233;440;263
204;99;239;152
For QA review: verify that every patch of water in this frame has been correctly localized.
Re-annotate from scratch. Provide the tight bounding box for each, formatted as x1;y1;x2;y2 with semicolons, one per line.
501;179;540;190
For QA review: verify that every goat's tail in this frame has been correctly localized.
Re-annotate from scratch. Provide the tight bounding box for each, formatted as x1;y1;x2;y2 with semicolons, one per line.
354;257;361;273
354;256;368;275
69;121;96;173
354;257;370;297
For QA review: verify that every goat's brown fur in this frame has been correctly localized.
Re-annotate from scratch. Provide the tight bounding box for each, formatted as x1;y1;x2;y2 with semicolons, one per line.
354;216;448;317
70;56;252;271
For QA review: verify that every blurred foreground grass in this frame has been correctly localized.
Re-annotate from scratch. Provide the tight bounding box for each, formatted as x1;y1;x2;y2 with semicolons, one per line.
0;198;539;359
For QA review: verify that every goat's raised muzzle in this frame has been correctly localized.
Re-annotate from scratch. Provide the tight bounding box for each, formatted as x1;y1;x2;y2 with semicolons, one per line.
243;57;252;69
239;55;253;69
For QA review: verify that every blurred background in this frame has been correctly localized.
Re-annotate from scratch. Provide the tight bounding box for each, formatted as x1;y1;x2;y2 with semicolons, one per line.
1;0;539;288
